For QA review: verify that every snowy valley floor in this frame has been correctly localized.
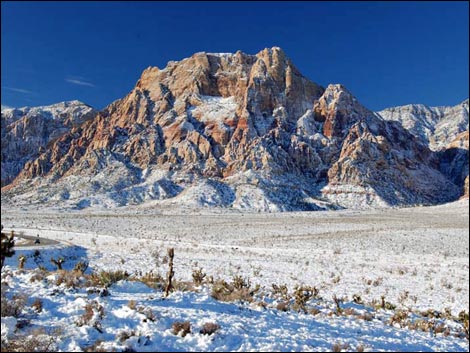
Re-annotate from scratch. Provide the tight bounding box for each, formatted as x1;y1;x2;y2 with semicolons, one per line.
1;200;469;351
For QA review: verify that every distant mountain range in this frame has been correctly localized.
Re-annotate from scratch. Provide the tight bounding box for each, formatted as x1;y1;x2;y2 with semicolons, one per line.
2;47;468;211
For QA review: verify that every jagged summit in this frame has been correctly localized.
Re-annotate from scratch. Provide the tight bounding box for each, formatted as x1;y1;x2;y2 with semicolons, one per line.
1;48;467;211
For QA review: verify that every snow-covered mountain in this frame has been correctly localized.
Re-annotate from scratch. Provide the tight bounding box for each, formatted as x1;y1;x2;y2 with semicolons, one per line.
377;100;469;151
1;101;96;186
1;48;466;210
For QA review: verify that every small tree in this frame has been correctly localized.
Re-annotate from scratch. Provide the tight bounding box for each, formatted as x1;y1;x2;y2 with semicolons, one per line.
1;225;15;270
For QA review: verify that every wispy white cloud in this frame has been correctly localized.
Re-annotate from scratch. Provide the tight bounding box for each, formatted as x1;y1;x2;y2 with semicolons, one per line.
3;86;33;94
66;77;95;87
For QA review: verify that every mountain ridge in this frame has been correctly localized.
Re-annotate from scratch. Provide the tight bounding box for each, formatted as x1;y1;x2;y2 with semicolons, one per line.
2;47;467;210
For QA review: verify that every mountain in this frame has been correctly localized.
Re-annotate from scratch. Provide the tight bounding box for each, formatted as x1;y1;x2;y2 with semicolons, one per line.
378;101;469;196
377;100;469;151
1;48;464;210
1;101;96;187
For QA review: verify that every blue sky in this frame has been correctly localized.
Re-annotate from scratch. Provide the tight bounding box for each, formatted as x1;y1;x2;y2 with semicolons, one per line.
1;1;468;111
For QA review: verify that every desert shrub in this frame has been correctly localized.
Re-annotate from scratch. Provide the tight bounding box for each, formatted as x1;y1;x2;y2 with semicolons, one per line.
29;268;48;283
211;279;254;303
76;300;105;333
377;295;396;311
276;301;290;312
408;319;436;333
1;328;58;352
459;311;469;340
136;271;164;289
1;293;26;318
116;329;136;343
73;261;89;274
192;268;206;285
31;298;43;313
309;307;321;316
231;275;250;290
172;321;191;337
389;310;409;327
55;269;83;288
332;342;349;352
89;269;130;287
333;295;343;315
136;305;156;322
200;322;220;335
172;280;196;292
293;285;317;313
271;284;289;300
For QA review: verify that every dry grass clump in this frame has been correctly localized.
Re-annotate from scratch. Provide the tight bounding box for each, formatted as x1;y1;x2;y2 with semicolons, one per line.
211;276;257;303
55;269;84;288
172;321;191;337
89;270;130;288
136;271;164;289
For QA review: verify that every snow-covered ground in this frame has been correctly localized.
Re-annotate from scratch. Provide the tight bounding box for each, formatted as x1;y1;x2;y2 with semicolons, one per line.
1;200;469;351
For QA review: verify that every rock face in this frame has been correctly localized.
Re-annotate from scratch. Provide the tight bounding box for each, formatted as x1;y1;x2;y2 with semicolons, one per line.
437;130;469;195
1;101;96;186
1;48;465;210
378;99;469;151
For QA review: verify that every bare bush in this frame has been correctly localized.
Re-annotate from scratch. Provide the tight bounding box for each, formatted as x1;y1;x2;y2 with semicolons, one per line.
1;293;26;317
172;321;191;337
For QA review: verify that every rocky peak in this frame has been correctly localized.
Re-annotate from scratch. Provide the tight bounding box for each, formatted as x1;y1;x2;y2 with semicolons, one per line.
313;84;375;139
